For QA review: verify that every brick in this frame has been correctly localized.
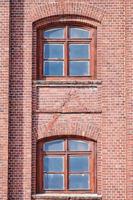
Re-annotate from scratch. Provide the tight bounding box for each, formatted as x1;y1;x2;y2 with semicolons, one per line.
0;0;132;200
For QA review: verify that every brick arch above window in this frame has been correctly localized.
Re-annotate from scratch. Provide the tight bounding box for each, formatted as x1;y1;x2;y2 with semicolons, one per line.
35;120;101;142
28;1;105;24
33;15;100;31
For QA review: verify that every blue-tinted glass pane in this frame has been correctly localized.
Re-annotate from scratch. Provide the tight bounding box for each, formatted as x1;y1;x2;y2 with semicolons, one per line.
69;140;89;151
44;61;63;76
43;140;64;151
69;28;90;38
44;28;64;38
69;174;89;190
44;156;64;172
69;61;89;76
69;44;89;59
69;156;89;172
44;44;64;59
44;174;64;190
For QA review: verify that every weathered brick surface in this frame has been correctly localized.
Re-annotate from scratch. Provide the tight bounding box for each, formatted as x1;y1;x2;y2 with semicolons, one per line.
0;0;132;200
37;86;102;113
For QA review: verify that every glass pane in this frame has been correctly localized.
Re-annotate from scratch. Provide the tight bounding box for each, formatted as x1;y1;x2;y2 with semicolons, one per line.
44;156;64;172
69;61;89;76
69;28;90;38
44;61;64;76
69;44;89;59
43;140;64;151
44;28;64;38
69;140;89;151
44;174;64;190
69;174;89;190
69;156;89;172
44;44;64;59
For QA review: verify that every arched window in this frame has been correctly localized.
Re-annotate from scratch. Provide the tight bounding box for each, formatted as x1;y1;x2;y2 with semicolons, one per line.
37;137;96;193
37;24;96;80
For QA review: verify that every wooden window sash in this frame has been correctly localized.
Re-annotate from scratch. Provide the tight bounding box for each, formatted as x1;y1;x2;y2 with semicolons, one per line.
37;24;96;80
37;138;96;193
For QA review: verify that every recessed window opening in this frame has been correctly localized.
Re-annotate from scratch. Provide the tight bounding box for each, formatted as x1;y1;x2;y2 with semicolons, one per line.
37;24;96;79
37;137;96;193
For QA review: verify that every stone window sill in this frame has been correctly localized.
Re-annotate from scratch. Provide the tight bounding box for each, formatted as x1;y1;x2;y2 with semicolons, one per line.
32;193;102;200
33;80;102;88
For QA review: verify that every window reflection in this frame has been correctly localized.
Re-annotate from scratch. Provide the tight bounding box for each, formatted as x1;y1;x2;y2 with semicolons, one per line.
44;61;64;76
44;156;64;172
69;61;89;76
68;140;89;151
43;140;64;151
69;44;90;59
44;174;64;190
44;44;64;59
69;174;89;189
69;156;89;172
69;28;90;38
44;28;64;38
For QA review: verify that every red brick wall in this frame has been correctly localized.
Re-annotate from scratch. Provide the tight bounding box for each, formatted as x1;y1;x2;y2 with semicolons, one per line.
3;0;132;200
125;1;133;200
0;1;9;199
9;1;32;199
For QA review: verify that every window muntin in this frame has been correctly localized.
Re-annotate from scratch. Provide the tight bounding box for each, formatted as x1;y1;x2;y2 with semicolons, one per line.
37;138;96;193
38;25;96;79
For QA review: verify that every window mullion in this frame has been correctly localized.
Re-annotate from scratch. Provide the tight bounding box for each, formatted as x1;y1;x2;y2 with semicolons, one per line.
64;139;68;191
66;139;69;191
39;30;43;79
66;26;69;76
90;143;96;192
64;26;68;76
